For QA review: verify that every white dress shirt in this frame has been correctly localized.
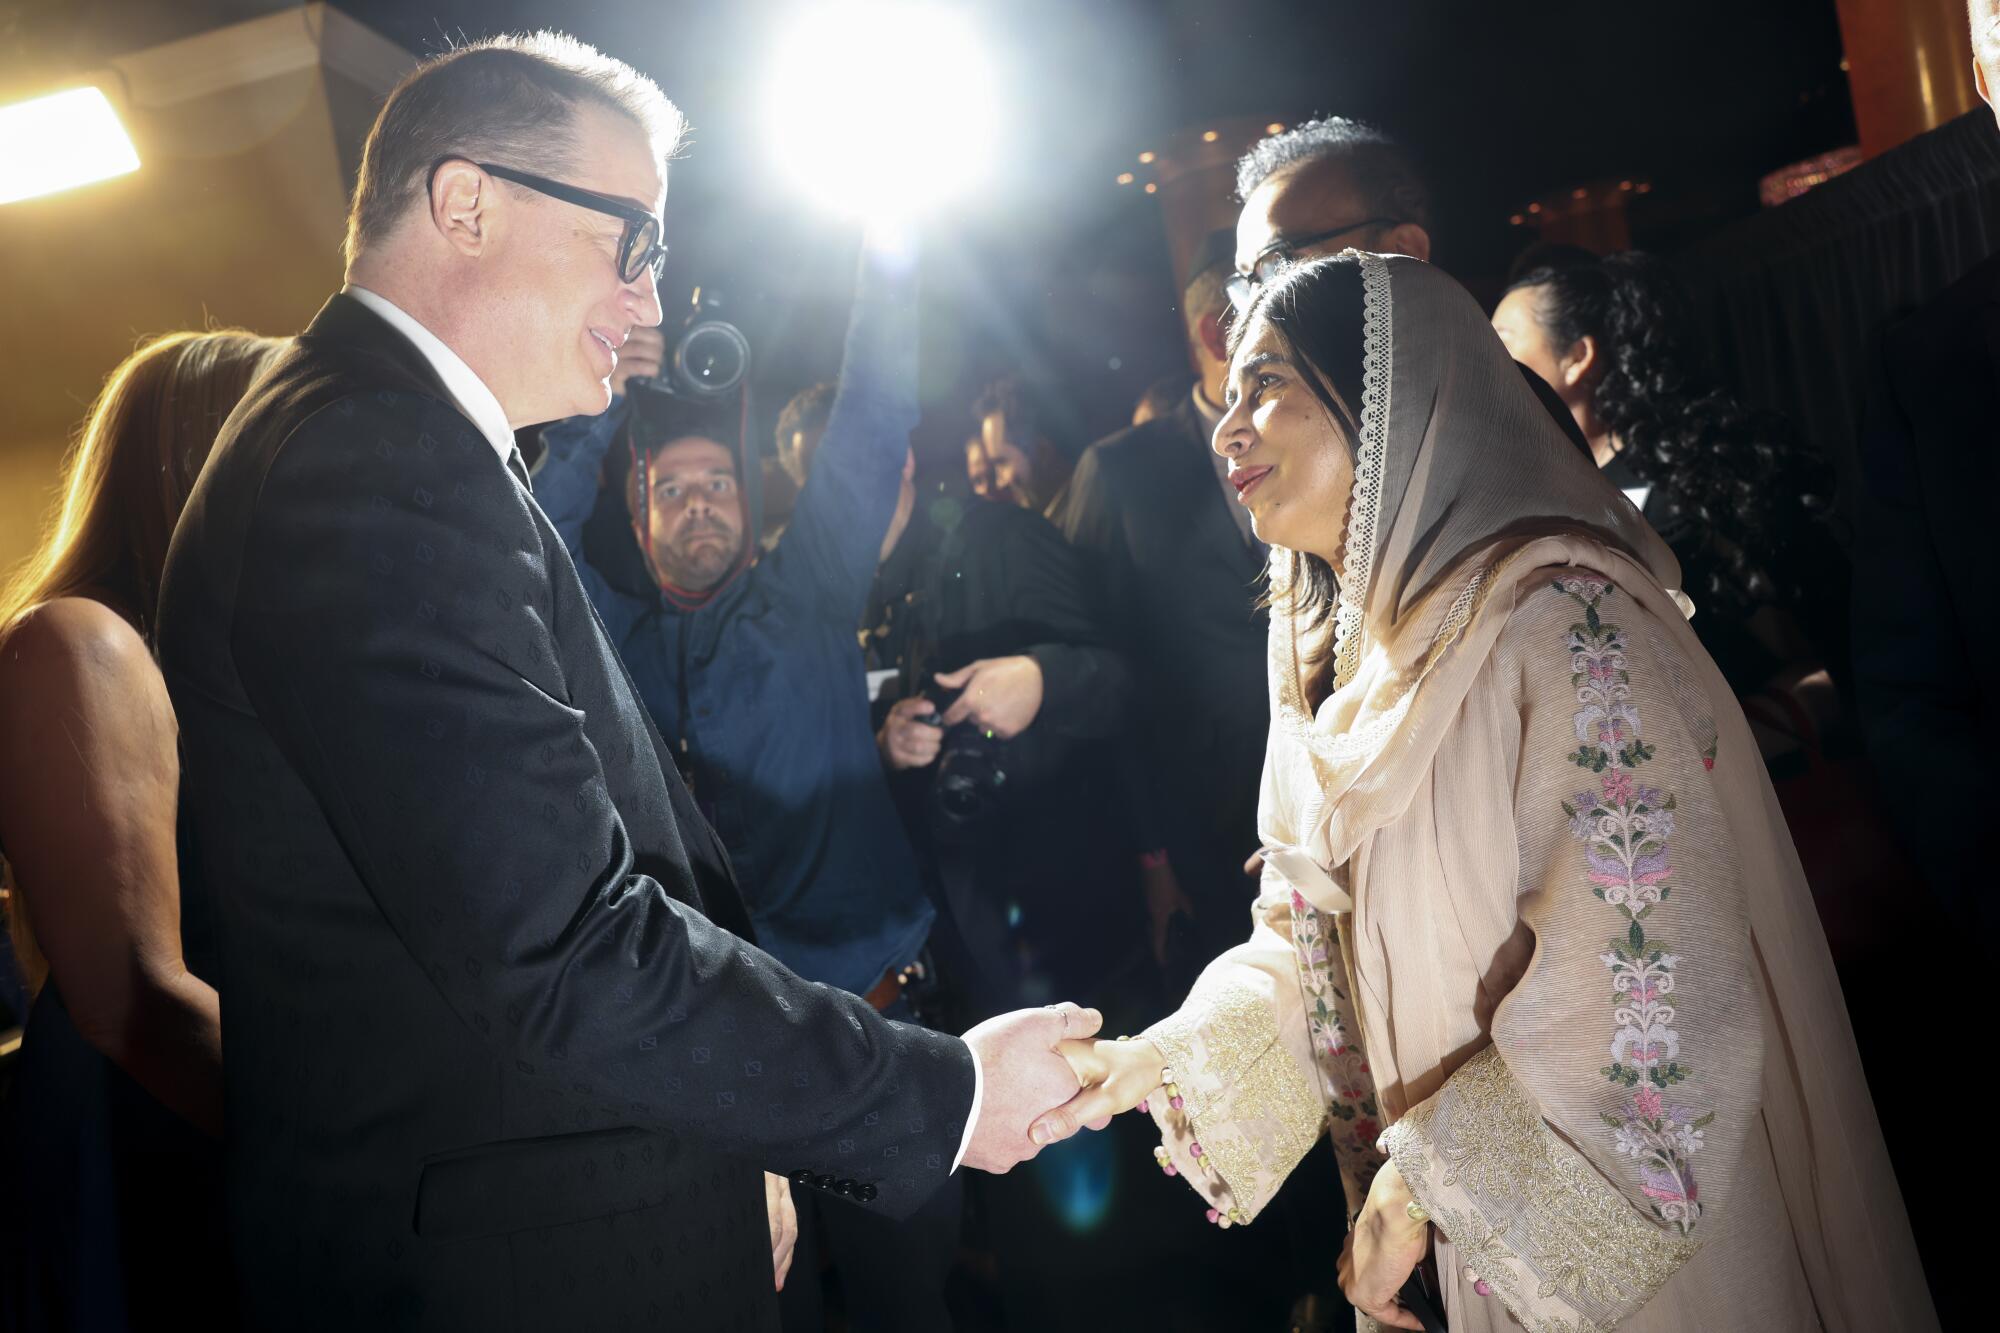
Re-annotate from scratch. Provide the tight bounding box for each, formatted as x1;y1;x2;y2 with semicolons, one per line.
347;286;990;1173
344;286;516;463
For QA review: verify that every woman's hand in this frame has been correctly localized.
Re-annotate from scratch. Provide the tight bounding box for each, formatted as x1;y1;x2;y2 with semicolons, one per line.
1029;1036;1166;1146
1337;1160;1432;1331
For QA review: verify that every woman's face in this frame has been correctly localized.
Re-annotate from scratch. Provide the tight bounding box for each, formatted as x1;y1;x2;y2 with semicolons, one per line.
1212;313;1355;565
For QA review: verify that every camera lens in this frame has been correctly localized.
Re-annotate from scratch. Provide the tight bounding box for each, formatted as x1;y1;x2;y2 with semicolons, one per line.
674;320;750;397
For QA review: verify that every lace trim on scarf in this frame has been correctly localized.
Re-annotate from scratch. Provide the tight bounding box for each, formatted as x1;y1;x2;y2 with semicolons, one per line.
1330;252;1394;694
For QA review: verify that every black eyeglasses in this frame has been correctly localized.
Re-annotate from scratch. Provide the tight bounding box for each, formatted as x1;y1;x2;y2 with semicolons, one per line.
430;158;668;284
1224;217;1399;312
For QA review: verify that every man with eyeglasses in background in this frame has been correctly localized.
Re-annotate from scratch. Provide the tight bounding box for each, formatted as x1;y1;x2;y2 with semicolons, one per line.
1229;115;1434;310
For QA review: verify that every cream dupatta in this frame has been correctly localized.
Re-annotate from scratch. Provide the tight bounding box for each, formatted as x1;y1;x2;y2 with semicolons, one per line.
1139;254;1933;1332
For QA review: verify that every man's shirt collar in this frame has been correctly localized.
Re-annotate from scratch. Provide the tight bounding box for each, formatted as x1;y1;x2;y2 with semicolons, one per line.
344;285;515;462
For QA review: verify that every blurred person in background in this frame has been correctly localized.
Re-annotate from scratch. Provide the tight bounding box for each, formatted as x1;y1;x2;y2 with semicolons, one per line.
536;244;964;1333
0;329;286;1331
967;376;1074;509
1493;250;1839;702
1053;229;1261;981
1130;372;1196;427
850;434;1142;1025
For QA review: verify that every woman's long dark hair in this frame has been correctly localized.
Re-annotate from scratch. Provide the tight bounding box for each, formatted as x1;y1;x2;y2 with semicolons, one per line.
1506;251;1831;624
1229;255;1368;653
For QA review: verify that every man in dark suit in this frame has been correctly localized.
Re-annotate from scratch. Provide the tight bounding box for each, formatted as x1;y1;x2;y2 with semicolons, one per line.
158;34;1085;1331
1052;232;1268;974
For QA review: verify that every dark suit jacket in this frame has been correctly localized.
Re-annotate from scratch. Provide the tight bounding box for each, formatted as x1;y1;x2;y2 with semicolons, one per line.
159;295;975;1331
1852;252;2000;929
1051;396;1269;941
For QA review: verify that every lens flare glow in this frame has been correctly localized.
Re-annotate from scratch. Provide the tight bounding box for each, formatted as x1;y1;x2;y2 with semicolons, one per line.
0;87;140;206
766;4;999;222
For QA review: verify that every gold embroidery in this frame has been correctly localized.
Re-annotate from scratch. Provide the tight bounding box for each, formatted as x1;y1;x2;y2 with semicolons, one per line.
1146;981;1325;1220
1385;1047;1698;1333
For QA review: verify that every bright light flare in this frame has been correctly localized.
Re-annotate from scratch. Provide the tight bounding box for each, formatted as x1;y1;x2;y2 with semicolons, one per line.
766;4;999;223
0;87;140;206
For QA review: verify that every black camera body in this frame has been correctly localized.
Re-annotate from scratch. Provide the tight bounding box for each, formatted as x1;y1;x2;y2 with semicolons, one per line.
918;682;1008;834
630;287;751;406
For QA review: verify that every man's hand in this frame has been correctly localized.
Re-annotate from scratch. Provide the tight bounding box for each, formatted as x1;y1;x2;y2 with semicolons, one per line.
1337;1160;1431;1331
608;325;667;398
877;696;944;771
959;1002;1101;1172
935;656;1044;740
764;1171;798;1292
1141;857;1196;968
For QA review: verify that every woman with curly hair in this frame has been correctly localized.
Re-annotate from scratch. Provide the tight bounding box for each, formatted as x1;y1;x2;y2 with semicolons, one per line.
1491;251;1836;696
1;328;286;1330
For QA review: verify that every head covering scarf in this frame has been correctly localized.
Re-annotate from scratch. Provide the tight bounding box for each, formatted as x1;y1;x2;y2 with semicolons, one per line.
1255;252;1929;1330
1261;252;1683;879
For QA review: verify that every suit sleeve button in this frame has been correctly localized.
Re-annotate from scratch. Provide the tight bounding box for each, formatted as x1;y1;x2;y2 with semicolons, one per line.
857;1183;879;1202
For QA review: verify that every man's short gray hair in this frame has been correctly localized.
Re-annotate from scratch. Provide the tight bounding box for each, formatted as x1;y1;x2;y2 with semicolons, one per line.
1183;264;1231;341
1233;115;1430;231
343;31;685;268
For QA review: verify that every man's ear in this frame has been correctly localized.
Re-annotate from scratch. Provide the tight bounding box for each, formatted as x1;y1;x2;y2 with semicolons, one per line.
1561;334;1599;389
1196;311;1229;363
1978;53;1993;110
1381;221;1432;263
430;159;490;258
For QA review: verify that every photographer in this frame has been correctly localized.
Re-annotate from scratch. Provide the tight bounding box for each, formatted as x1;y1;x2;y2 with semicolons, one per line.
531;239;959;1333
789;386;1143;1022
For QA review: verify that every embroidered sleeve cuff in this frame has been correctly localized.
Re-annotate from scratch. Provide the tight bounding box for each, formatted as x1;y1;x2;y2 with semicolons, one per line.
1383;1046;1700;1333
1141;980;1324;1226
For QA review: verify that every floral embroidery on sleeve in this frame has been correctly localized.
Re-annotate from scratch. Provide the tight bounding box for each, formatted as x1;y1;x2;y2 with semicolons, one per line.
1554;577;1711;1236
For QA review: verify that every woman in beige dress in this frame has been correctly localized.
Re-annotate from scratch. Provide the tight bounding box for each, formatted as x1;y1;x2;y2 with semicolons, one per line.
1034;254;1935;1331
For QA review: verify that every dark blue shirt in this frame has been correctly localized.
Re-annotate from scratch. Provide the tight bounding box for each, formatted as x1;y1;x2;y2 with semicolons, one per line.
534;247;932;996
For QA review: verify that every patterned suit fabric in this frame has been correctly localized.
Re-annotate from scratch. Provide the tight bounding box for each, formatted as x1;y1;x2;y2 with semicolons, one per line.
158;294;973;1331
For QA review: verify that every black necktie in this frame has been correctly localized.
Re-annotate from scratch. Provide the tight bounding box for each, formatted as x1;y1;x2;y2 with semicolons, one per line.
505;445;533;494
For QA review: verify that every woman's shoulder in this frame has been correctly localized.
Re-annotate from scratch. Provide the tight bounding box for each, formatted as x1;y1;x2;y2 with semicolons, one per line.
1487;566;1692;685
0;597;165;716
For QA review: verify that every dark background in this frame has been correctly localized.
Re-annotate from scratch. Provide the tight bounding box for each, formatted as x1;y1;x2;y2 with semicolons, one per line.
332;1;1856;452
2;0;1861;451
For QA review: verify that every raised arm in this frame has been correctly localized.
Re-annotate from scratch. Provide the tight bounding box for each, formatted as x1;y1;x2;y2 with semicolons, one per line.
232;392;976;1214
1381;576;1761;1331
0;599;223;1134
761;236;920;622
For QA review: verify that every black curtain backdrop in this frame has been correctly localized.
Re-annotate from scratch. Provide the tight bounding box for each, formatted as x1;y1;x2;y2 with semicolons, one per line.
1676;108;2000;546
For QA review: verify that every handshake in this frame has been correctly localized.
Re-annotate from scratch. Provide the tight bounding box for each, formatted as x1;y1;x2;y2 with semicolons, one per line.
956;1001;1169;1173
